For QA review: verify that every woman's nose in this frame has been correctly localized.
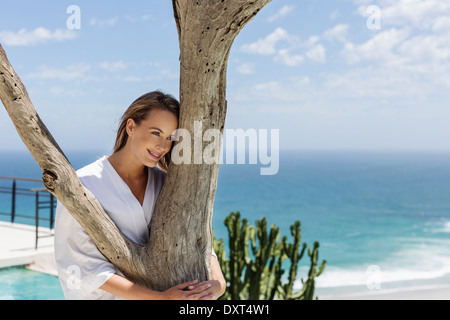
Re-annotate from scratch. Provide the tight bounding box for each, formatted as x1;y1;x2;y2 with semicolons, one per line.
156;138;167;151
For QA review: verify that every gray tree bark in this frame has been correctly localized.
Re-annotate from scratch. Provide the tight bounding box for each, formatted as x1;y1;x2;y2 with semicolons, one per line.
0;0;271;292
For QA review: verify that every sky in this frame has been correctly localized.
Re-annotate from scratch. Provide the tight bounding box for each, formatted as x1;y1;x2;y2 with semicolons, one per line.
1;0;450;153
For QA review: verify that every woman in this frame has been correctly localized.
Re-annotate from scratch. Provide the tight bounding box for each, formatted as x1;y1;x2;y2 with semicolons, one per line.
54;91;226;300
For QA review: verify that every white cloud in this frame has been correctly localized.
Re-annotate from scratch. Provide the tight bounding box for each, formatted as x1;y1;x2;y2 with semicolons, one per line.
398;33;450;64
324;24;349;43
341;0;450;91
241;28;326;65
302;36;326;64
241;28;295;55
159;69;179;79
99;61;127;72
323;66;423;99
90;17;118;27
432;16;450;33
234;76;311;104
330;9;450;101
357;0;450;30
113;68;178;82
267;5;295;22
125;14;153;23
25;63;91;81
116;75;145;82
329;9;340;21
306;44;326;63
274;49;304;66
236;63;255;75
346;0;450;90
48;86;86;97
340;0;450;89
254;81;283;93
341;28;409;64
0;27;77;46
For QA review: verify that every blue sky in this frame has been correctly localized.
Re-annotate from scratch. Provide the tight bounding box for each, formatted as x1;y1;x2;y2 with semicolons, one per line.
1;0;450;153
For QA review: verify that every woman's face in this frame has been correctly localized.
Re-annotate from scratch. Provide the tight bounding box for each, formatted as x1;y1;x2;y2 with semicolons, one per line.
126;109;178;168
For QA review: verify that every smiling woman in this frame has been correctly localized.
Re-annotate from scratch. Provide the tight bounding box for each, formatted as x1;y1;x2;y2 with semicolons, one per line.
53;90;226;300
111;91;180;172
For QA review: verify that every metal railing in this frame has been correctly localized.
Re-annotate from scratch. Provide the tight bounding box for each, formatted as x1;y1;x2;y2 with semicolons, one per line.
0;176;56;249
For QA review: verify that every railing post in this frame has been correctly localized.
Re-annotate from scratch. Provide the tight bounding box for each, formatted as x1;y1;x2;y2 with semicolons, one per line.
35;191;39;250
11;179;16;223
50;194;55;229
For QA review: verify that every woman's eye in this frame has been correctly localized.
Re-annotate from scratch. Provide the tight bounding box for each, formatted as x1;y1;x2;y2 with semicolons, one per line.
151;131;160;136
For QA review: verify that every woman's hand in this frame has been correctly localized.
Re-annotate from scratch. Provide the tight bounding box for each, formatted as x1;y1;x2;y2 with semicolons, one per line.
160;280;213;300
187;279;225;300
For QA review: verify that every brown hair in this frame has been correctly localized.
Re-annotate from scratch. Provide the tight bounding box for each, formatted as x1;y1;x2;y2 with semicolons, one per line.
113;90;180;172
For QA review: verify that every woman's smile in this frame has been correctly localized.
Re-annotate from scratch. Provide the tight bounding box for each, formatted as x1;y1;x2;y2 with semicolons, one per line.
148;149;161;160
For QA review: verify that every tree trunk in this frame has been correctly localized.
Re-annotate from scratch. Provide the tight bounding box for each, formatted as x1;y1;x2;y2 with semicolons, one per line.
0;0;271;292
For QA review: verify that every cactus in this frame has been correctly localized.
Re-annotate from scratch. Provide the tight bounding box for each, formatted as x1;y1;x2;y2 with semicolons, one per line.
223;211;252;299
276;220;307;299
298;241;327;300
213;237;231;299
245;217;286;299
215;211;326;300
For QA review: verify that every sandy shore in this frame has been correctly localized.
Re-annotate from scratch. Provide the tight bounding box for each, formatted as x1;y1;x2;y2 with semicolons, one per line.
317;282;450;300
321;286;450;300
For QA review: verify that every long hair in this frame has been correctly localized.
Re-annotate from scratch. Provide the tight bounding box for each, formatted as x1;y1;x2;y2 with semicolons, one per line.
113;90;180;172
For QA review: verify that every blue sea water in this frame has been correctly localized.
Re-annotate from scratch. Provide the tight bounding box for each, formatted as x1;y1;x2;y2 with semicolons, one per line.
1;149;450;298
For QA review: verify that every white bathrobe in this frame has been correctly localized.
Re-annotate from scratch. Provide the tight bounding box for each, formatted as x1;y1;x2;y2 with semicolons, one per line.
54;156;166;300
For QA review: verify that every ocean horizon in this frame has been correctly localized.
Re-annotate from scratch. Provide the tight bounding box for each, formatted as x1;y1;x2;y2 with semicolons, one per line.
1;149;450;298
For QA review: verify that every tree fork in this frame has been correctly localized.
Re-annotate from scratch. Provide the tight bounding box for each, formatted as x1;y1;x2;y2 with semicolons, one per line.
0;0;272;293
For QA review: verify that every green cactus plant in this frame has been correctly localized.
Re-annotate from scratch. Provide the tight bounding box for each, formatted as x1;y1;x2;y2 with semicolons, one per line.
276;220;307;299
299;241;327;300
213;237;231;299
214;211;326;300
245;217;286;299
223;211;252;299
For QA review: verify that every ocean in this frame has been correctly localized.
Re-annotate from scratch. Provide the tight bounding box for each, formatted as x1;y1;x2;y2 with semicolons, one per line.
1;149;450;298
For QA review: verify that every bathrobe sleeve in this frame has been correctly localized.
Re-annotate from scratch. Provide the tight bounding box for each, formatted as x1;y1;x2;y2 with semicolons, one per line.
54;200;118;300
